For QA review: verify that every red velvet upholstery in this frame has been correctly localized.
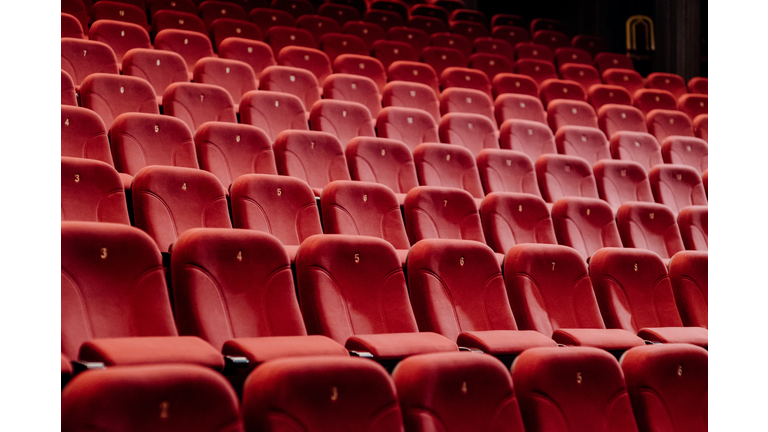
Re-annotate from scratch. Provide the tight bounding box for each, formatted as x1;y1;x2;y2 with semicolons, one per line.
473;37;514;60
242;357;404;431
616;202;685;259
480;192;556;253
491;25;530;49
295;235;458;357
687;77;707;94
440;66;492;97
633;88;678;115
551;196;623;259
661;136;708;174
403;186;485;246
109;113;198;176
409;16;450;36
450;20;489;43
259;65;320;113
533;29;570;51
333;53;388;91
62;0;89;32
594;159;654;211
498;119;556;162
468;53;514;81
609;131;662;173
648;164;707;216
61;39;119;87
319;33;369;62
554;47;592;68
239;90;309;142
265;25;317;55
677;206;708;251
420;46;468;77
572;35;609;58
61;353;72;378
504;244;643;350
535;154;599;203
513;59;557;87
646;72;688;98
491;73;539;98
540;79;587;107
387;60;440;94
546;99;598;133
209;19;262;53
91;1;149;30
693;113;708;142
646;109;694;144
193;58;258;110
319;4;361;27
439;113;500;157
393;352;527;432
345;136;419;197
621;344;708;432
80;73;158;131
512;347;640;432
476;149;541;196
494;94;547;126
602;68;644;98
451;9;487;24
219;38;277;83
439;87;495;123
61;157;131;225
122;49;188;106
342;21;386;48
407;239;557;354
248;8;295;35
597;104;648;139
277;46;333;86
387;27;429;53
163;82;237;133
323;74;381;123
594;53;634;73
376;106;439;151
88;20;150;65
78;337;225;368
61;105;114;166
194;122;277;187
413;143;485;198
132;166;231;250
198;1;247;28
155;29;214;78
273;129;350;196
382;81;439;122
669;250;708;328
61;69;78;106
588;84;633;111
271;0;315;20
149;0;198;17
152;10;207;35
560;64;602;94
309;99;376;145
554;125;610;166
412;6;450;27
223;336;348;364
62;364;242;431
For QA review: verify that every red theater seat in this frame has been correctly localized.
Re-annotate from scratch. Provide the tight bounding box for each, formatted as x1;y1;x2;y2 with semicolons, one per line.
535;154;599;203
572;35;608;58
420;46;467;77
438;113;500;157
296;14;340;43
530;18;566;34
371;39;418;70
554;125;610;166
594;159;654;211
403;186;485;246
532;29;570;52
499;119;556;162
208;19;262;52
494;94;546;126
61;70;78;107
661;136;708;174
61;157;131;225
239;90;308;141
633;89;678;115
149;0;197;17
333;54;388;91
513;59;558;87
152;10;207;35
198;1;248;28
492;73;539;98
602;67;644;97
646;72;688;99
265;25;316;55
554;47;592;68
491;25;530;49
547;99;598;132
61;39;119;88
193;57;258;110
450;20;489;43
559;63;602;94
370;0;408;22
387;60;440;95
61;106;114;166
273;129;350;196
382;81;439;122
468;52;514;81
609;131;661;172
270;0;315;20
163;82;237;133
259;65;320;113
413;143;485;199
376;106;439;151
476;149;541;196
62;0;89;31
687;77;707;95
588;84;633;110
480;192;556;253
669;250;708;327
616;202;685;259
411;5;449;26
677;206;708;251
514;43;554;63
154;29;214;79
309;99;375;145
342;20;386;48
409;16;449;36
318;33;368;61
439;87;495;123
678;94;708;121
91;1;148;30
473;37;513;60
88;20;151;66
319;3;361;26
277;45;333;86
551;196;623;260
325;73;382;120
594;52;634;73
539;79;587;107
345;136;419;200
440;67;492;97
597;104;647;139
387;26;429;53
491;14;525;28
248;8;295;36
79;73;159;129
649;164;707;216
122;49;188;106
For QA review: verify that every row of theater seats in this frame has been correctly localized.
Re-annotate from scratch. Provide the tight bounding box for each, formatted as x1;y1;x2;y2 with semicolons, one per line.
62;345;707;432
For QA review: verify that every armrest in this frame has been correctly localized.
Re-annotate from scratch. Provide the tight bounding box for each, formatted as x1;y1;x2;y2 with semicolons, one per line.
552;328;645;351
457;330;557;356
345;332;458;361
79;336;225;371
222;335;348;369
637;327;708;348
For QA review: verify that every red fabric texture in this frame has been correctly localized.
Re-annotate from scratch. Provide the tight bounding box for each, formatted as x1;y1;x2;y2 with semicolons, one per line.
334;54;388;92
554;125;610;167
669;251;708;327
376;106;439;151
438;113;499;158
646;109;694;144
223;335;349;365
309;99;375;145
637;327;708;347
633;89;678;115
278;46;333;86
535;154;599;203
193;58;258;110
598;104;648;140
122;49;188;104
594;159;654;212
345;137;419;195
499;119;556;162
608;131;661;173
325;73;382;119
162;82;237;133
552;329;644;350
551;197;622;260
546;99;598;132
476;149;543;196
382;81;440;122
273;129;351;194
492;73;539;98
649;164;707;216
440;67;492;97
239;90;309;142
540;79;587;107
481;192;557;253
346;332;458;359
88;20;150;65
588;85;633;110
403;186;485;246
79;336;225;370
661;136;708;174
61;157;131;225
413;143;486;198
494;94;547;126
616;202;685;259
458;331;557;354
154;29;213;76
61;39;119;86
218;39;277;82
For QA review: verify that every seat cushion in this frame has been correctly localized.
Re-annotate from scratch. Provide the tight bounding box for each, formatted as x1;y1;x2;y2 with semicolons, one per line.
345;332;458;360
552;328;645;351
457;330;557;355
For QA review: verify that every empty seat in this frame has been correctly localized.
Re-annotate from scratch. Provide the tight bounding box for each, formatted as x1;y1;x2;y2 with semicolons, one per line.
151;10;207;35
273;129;350;196
413;143;485;199
193;57;258;110
149;0;197;17
439;87;495;122
91;1;149;30
594;52;634;73
480;192;556;253
382;81;439;122
661;136;708;174
532;29;570;52
387;60;440;94
572;34;608;58
608;133;662;180
621;344;708;432
491;14;525;28
370;0;408;21
555;125;610;166
62;0;89;31
239;90;308;142
122;48;188;106
248;8;295;35
61;157;131;225
669;250;708;327
649;164;707;216
318;32;368;61
476;148;541;196
602;68;644;97
342;20;386;48
345;136;419;199
61;70;78;107
265;26;316;55
473;37;514;60
430;32;472;58
499;119;556;162
420;46;467;77
551;197;623;259
297;14;341;43
387;26;429;53
530;18;566;34
271;0;315;20
438;113;499;157
209;19;262;53
539;79;587;107
687;77;707;95
88;20;151;65
646;109;694;148
587;84;633;110
440;66;492;97
199;0;248;27
594;159;654;211
242;357;405;430
513;43;554;63
633;89;678;115
319;3;361;26
451;9;487;24
589;247;708;346
494;94;546;126
309;99;375;145
553;47;592;68
504;244;645;350
62;364;241;431
333;53;388;91
535;154;599;203
491;25;530;49
61;105;114;166
450;20;489;43
403;186;485;246
324;73;382;120
513;59;558;87
79;73;159;129
61;39;119;88
546;99;598;132
393;352;528;432
295;235;459;358
229;174;323;258
61;221;224;367
491;73;539;98
512;347;641;432
411;5;450;26
370;39;418;70
616;202;685;259
277;45;333;86
678;94;708;120
259;65;320;113
376;106;439;151
597;103;647;139
646;72;688;98
163;82;237;133
194;122;277;188
154;29;214;79
468;52;514;81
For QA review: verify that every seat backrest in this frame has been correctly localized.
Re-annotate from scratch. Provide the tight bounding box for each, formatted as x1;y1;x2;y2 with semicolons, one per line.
209;19;263;53
277;46;333;86
419;46;468;79
476;149;540;196
61;69;79;106
265;25;317;55
171;228;307;350
61;157;131;225
193;57;258;108
499;119;556;162
62;0;89;31
309;99;376;145
194;122;277;187
345;137;419;194
687;77;707;95
532;29;570;51
646;72;688;99
504;243;606;336
342;20;386;48
387;26;429;53
318;33;368;62
440;67;492;97
394;352;527;432
468;52;515;81
122;48;188;101
409;15;449;36
587;84;633;111
90;1;148;29
473;37;514;61
333;53;388;91
633;89;678;115
450;20;489;43
668;250;708;327
413;143;485;199
513;59;558;87
494;93;547;126
320;180;410;249
554;125;610;166
678;94;708;121
535;154;599;202
88;20;151;65
151;10;207;35
403;186;485;245
597;103;647;139
593;159;654;211
514;42;554;63
62;364;242;432
491;25;530;48
273;129;350;194
439;87;495;123
239;90;309;142
61;105;114;166
154;29;214;75
376;106;439;151
609;131;661;173
259;65;320;113
407;239;518;341
387;60;440;94
230;174;322;245
491;72;539;99
61;39;119;87
572;35;609;58
319;3;362;26
61;221;177;359
218;38;277;82
80;73;159;128
439;113;500;157
248;8;295;35
539;79;587;107
243;357;404;431
551;197;623;260
295;235;419;343
677;206;708;252
198;0;248;27
621;344;708;432
602;68;644;95
559;64;602;95
553;47;592;68
480;192;556;253
546;99;598;132
648;164;707;215
661;136;708;174
382;81;439;122
616;202;685;259
594;52;634;73
512;347;640;432
132;166;232;251
163;82;237;133
149;0;197;17
110;112;198;176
